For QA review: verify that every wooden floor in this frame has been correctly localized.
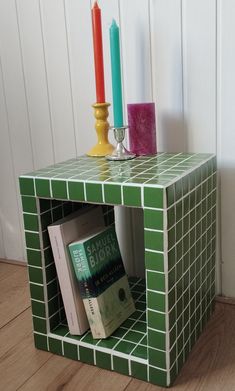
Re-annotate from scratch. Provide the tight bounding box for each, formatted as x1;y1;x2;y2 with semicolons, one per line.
1;262;235;391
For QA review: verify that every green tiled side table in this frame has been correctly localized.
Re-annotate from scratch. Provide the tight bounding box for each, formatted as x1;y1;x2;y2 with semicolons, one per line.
19;153;217;387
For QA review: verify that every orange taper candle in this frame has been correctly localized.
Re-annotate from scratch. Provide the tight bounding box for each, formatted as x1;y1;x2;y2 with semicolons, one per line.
91;1;105;103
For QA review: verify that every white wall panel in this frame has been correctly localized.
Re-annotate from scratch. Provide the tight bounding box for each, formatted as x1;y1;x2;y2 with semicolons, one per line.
0;0;33;262
16;0;55;169
218;0;235;298
64;0;95;155
120;0;152;105
150;0;184;153
0;58;24;261
182;0;216;153
39;0;77;162
0;0;34;175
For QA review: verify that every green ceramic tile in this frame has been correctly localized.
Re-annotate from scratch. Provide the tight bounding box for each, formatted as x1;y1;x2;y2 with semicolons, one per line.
96;351;112;370
131;321;146;333
123;186;141;207
113;356;129;376
168;227;176;249
182;176;189;195
42;230;50;248
135;302;146;312
79;346;94;365
48;337;63;355
97;337;119;349
63;342;78;360
147;291;165;312
167;206;175;229
176;201;183;222
148;329;166;350
35;179;51;197
39;199;51;213
48;294;60;316
166;185;175;206
51;180;68;199
147;271;165;292
25;232;40;250
45;263;57;283
145;231;164;252
81;332;98;345
145;251;164;272
175;179;183;201
189;172;196;191
53;325;69;337
144;187;163;209
28;266;43;284
148;310;166;331
149;366;167;387
44;247;54;266
131;361;148;382
124;330;144;343
112;327;128;339
144;209;163;230
47;279;60;300
170;343;177;367
68;181;85;201
149;348;166;369
132;344;147;359
23;213;39;232
30;283;45;301
104;184;122;204
27;249;42;267
19;177;35;196
34;333;48;351
31;300;46;317
21;196;37;213
86;183;103;203
114;340;136;354
52;205;64;222
33;316;47;334
49;312;61;331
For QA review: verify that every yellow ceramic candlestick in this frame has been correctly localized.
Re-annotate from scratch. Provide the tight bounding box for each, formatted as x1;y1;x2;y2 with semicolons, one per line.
87;102;114;157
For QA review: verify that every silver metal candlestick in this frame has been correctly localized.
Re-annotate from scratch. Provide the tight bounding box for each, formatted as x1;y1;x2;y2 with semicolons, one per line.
106;126;136;161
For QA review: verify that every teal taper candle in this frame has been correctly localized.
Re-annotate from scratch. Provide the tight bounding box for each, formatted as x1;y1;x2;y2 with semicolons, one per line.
109;19;123;128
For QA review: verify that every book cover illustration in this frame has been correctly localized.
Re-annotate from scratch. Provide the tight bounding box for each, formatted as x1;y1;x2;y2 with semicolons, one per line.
69;225;135;339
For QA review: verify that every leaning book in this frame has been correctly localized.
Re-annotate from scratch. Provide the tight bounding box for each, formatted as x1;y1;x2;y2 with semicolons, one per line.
48;205;105;335
68;225;136;339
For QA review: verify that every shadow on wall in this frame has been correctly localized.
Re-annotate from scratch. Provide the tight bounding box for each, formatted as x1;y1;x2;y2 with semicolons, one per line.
159;113;188;153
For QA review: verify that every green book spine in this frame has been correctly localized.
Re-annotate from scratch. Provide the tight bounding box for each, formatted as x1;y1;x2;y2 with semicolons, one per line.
69;226;125;299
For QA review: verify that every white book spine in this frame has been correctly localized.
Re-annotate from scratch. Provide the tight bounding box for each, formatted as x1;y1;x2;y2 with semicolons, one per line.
48;225;89;335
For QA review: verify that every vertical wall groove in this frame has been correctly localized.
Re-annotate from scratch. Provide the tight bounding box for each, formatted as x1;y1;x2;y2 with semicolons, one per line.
63;0;78;158
38;0;56;164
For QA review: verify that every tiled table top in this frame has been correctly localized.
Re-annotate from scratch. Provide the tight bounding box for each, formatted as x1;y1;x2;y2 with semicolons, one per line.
21;153;214;187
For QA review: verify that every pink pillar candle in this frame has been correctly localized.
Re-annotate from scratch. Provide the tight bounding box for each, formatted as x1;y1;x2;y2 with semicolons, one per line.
127;103;157;156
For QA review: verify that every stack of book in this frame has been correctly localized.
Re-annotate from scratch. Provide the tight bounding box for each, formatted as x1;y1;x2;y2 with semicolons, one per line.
48;206;135;339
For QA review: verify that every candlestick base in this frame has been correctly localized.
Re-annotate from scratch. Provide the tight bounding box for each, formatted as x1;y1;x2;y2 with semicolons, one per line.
106;126;136;161
87;102;115;157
